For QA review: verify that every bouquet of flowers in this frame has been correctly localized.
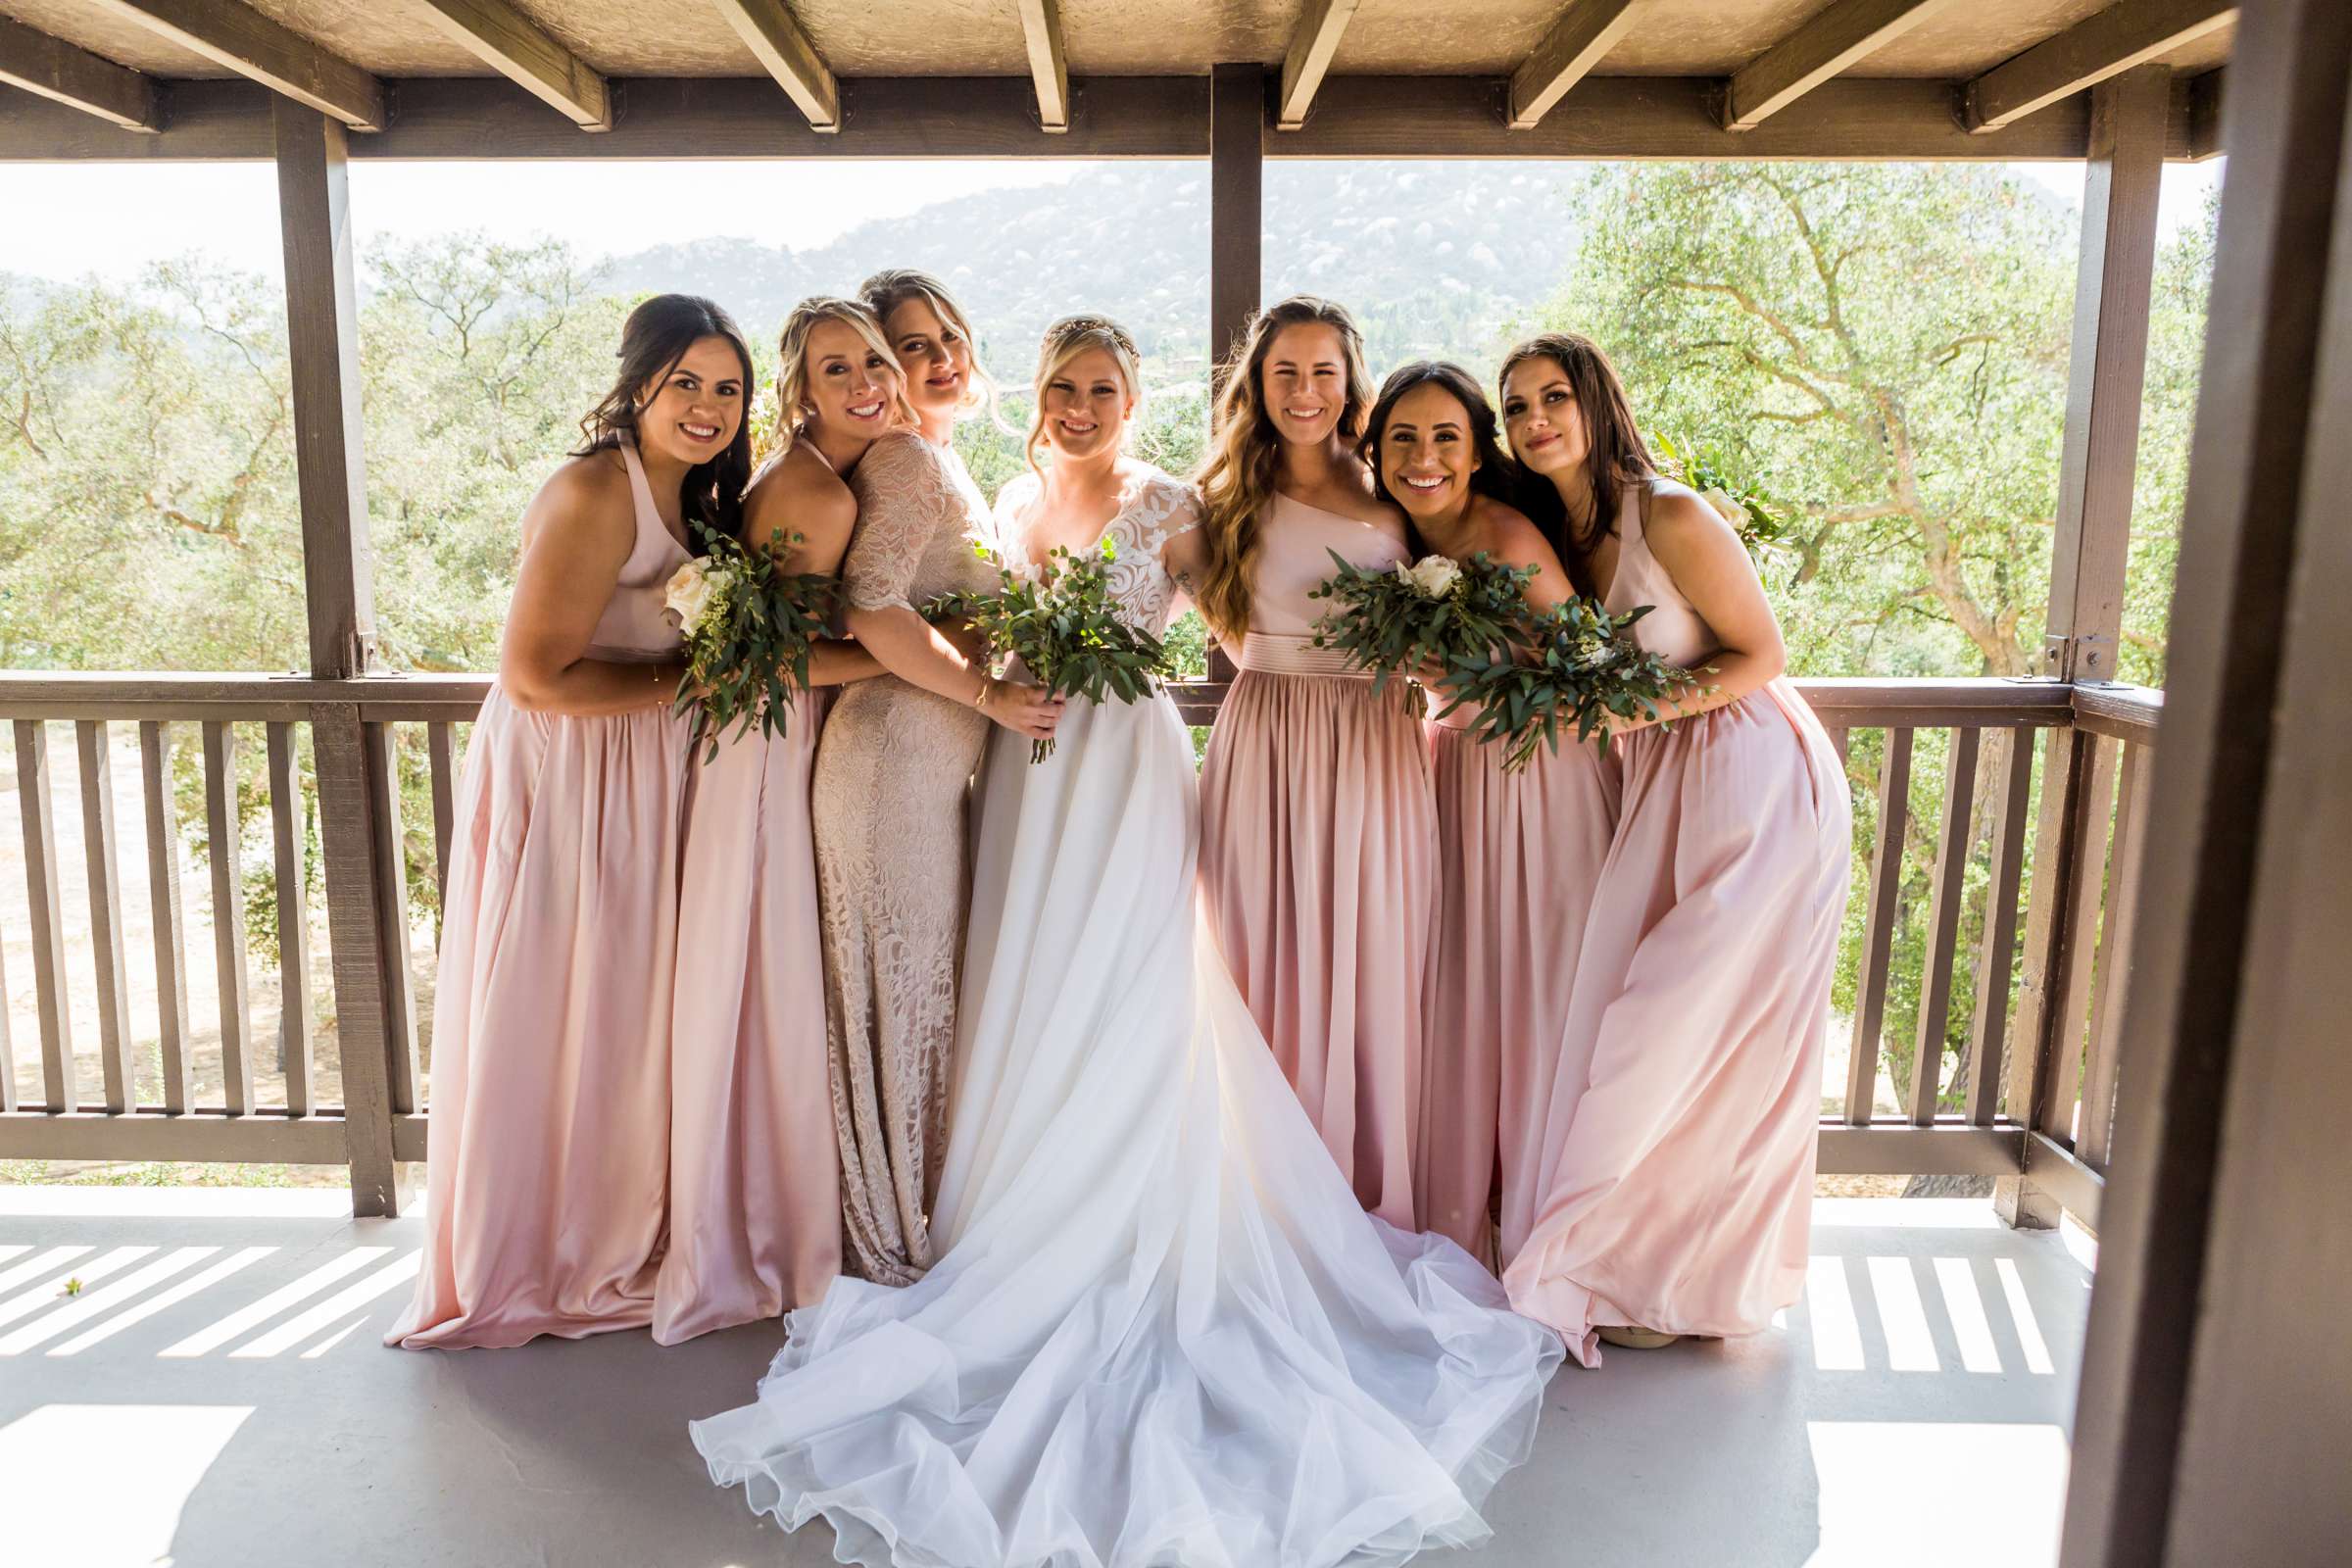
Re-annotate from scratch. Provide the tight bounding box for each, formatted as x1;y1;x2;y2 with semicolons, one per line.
1307;550;1535;705
926;539;1178;762
1435;596;1691;772
1651;430;1790;570
663;524;838;763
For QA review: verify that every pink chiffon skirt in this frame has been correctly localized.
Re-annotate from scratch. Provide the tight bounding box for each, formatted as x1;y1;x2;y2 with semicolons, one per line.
1199;667;1438;1229
659;690;841;1344
389;686;688;1349
1421;712;1619;1265
1501;680;1850;1365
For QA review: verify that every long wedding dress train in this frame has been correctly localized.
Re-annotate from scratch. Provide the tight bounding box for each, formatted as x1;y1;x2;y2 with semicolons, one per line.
690;468;1561;1567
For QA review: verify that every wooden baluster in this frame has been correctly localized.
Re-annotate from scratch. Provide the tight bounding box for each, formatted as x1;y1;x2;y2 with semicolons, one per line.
267;722;314;1115
1844;727;1912;1124
1966;727;2036;1125
2079;738;2153;1170
2044;733;2121;1149
139;721;193;1114
1909;726;1981;1125
427;721;455;923
371;723;420;1114
1825;725;1850;771
74;722;134;1112
203;721;254;1114
14;721;74;1113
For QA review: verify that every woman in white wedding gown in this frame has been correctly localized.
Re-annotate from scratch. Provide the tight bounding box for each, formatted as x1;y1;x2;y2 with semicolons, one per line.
690;317;1562;1568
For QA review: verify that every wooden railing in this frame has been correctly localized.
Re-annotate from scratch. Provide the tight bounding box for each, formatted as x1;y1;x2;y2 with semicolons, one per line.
0;671;2158;1226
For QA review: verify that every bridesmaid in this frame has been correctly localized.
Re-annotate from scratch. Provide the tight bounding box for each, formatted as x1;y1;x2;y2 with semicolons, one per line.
1358;361;1619;1266
1495;331;1850;1363
659;298;904;1343
1194;296;1436;1230
812;268;1060;1285
390;294;754;1349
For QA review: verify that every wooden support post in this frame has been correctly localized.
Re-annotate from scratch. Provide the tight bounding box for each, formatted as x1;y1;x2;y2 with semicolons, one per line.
1206;63;1262;685
2061;5;2352;1563
275;98;400;1213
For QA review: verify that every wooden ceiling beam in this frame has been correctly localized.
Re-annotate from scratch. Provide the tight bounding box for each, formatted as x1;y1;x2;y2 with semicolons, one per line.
0;15;160;131
1966;0;2235;133
1277;0;1359;130
1014;0;1068;132
1510;0;1644;129
1724;0;1958;132
412;0;611;131
85;0;383;131
708;0;837;132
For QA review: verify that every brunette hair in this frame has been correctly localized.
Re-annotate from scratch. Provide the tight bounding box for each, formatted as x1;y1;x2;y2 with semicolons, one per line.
574;293;757;546
1496;330;1656;565
1360;360;1523;523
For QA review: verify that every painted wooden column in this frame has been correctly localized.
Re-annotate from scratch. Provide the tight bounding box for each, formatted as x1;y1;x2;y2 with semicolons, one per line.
273;97;407;1216
2061;3;2352;1562
1204;62;1263;686
1995;65;2170;1230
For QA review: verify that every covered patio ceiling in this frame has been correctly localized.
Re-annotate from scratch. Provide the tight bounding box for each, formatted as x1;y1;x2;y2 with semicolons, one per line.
0;0;2232;158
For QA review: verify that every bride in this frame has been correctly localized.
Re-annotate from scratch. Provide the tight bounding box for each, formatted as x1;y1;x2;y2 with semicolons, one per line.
690;315;1562;1568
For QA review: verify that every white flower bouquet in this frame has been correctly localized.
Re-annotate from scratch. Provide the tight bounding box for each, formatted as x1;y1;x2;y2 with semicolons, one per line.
664;524;838;762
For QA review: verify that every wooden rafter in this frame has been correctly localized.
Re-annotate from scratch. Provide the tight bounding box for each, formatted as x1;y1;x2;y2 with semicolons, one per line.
0;15;160;131
1966;0;2235;133
85;0;383;131
1014;0;1068;132
1724;0;1956;132
1509;0;1644;129
708;0;838;132
413;0;611;131
1277;0;1359;131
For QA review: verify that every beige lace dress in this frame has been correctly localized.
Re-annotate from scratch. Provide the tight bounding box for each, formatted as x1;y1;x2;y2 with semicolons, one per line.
812;429;998;1286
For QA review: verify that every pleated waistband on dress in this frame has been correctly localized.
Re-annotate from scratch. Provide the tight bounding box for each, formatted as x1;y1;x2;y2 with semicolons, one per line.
1236;633;1368;679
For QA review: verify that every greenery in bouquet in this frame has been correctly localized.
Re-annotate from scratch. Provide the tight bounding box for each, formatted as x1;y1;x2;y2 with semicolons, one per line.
926;539;1178;762
663;524;839;763
1436;596;1694;772
1650;430;1791;572
1307;550;1535;705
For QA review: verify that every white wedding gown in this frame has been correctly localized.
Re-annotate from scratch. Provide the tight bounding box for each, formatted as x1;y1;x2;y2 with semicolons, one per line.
691;466;1562;1567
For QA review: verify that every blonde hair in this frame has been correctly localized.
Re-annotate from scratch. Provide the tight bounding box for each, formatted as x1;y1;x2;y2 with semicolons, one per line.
1192;295;1378;643
1025;314;1144;476
770;295;916;460
859;267;996;418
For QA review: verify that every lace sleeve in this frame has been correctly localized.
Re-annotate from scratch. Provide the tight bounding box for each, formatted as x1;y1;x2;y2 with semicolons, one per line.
844;432;947;612
1134;473;1204;564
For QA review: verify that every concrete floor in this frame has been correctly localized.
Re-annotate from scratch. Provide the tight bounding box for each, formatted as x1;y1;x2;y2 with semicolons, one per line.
0;1190;2090;1568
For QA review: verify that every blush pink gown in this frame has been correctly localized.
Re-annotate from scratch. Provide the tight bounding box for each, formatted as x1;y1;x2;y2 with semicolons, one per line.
1421;696;1619;1265
658;686;842;1344
1198;492;1438;1230
1502;482;1850;1366
389;439;691;1350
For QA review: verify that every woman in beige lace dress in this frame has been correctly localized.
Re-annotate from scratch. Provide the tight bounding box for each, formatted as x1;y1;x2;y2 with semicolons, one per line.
814;269;1062;1284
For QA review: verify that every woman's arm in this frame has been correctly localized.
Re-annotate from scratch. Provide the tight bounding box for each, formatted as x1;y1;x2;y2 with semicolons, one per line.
1478;503;1577;614
1619;485;1788;731
743;455;883;688
498;457;686;715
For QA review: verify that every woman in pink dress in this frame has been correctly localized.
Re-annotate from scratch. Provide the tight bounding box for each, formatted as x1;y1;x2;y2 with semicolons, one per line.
1495;331;1850;1364
1195;296;1436;1229
658;298;906;1343
1357;361;1620;1266
391;295;758;1350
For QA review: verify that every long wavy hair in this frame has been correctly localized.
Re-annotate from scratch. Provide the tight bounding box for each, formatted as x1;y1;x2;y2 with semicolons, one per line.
1496;330;1656;567
573;293;757;546
858;267;996;418
1359;360;1523;530
1025;314;1144;476
1193;295;1378;643
769;295;917;463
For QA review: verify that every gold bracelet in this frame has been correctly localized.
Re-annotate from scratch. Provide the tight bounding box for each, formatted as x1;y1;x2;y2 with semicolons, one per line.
972;675;994;711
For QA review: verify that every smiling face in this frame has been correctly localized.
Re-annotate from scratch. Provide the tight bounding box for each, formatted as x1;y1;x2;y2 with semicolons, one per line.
883;294;973;422
1038;345;1133;463
636;334;745;469
1499;355;1590;479
1258;321;1351;447
1378;380;1481;523
802;317;901;440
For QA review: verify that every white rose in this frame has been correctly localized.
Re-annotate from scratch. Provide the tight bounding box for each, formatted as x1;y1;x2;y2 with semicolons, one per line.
663;560;727;633
1701;487;1745;526
1405;555;1463;599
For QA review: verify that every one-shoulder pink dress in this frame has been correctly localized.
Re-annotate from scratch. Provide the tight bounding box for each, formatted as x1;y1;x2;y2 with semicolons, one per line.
1198;492;1438;1230
391;439;692;1350
1502;483;1851;1366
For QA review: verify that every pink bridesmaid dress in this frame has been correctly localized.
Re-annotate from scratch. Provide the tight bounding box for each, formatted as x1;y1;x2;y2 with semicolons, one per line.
657;686;841;1344
1421;696;1618;1265
1198;492;1438;1230
389;439;691;1350
1501;483;1851;1366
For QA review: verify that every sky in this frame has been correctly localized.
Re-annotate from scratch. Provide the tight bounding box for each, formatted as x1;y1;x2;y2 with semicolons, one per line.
0;156;2224;288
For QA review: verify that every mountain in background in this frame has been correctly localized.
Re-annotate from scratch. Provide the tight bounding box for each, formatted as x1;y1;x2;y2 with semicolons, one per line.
605;160;1592;381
